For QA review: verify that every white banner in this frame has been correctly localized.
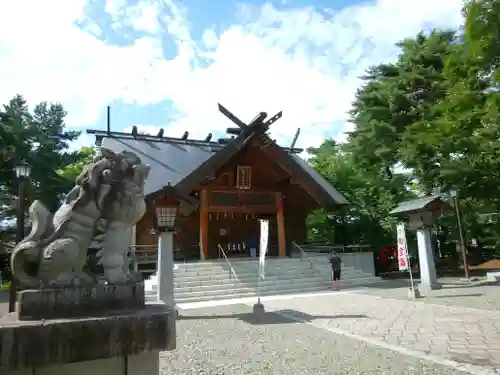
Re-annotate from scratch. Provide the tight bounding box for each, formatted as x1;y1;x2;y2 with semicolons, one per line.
259;220;269;280
396;223;410;271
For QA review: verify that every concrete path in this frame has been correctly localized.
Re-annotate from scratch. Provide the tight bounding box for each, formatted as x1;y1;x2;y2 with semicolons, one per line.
252;292;500;373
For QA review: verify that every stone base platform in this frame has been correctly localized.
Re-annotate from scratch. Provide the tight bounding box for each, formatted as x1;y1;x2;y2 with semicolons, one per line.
0;304;176;372
10;350;161;375
17;282;145;320
486;271;500;282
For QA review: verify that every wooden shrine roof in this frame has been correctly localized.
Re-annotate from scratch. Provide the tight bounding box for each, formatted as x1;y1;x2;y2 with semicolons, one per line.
86;128;349;207
389;195;451;216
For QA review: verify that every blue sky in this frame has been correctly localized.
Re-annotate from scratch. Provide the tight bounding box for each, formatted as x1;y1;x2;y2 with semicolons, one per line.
0;0;463;153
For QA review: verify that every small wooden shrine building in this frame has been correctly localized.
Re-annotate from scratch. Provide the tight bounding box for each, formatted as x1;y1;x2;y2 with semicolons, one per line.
87;105;349;262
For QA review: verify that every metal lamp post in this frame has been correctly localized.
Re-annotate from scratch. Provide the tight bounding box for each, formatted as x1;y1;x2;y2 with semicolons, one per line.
449;190;469;280
9;161;31;312
153;200;178;314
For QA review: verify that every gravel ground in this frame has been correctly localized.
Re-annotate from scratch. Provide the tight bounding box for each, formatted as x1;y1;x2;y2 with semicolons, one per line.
0;292;7;317
160;303;472;375
361;278;500;311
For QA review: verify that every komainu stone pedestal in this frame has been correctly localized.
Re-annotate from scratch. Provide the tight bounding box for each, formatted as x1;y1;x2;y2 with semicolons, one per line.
0;283;176;375
16;282;145;320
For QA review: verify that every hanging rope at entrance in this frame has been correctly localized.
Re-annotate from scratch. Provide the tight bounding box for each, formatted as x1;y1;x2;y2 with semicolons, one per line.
207;211;263;220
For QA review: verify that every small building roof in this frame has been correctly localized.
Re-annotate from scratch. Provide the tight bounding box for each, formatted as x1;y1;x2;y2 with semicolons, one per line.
88;129;349;206
389;195;451;216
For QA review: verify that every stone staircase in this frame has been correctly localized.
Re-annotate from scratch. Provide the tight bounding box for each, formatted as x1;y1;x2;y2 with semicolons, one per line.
145;256;382;303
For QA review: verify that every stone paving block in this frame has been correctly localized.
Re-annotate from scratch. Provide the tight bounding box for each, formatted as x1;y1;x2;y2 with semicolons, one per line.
429;344;449;355
469;344;491;351
412;342;431;352
448;348;470;355
400;333;417;342
469;350;490;358
260;293;500;372
449;339;468;346
431;338;450;345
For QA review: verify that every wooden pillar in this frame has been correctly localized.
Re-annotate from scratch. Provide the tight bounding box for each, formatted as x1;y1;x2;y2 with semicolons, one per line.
199;189;208;260
275;192;286;257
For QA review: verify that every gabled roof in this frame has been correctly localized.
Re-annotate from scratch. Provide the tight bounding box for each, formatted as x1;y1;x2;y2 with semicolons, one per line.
89;130;349;206
390;195;451;216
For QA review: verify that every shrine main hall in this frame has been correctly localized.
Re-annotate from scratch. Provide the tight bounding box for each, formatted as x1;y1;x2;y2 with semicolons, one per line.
87;105;348;262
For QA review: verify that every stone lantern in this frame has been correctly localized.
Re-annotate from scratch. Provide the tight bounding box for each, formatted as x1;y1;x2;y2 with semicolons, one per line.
148;184;198;316
390;195;451;292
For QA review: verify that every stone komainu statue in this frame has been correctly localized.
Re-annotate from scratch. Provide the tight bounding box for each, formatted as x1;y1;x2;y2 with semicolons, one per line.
10;148;150;288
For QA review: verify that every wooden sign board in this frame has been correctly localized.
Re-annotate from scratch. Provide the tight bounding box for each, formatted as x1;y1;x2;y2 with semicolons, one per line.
236;165;252;190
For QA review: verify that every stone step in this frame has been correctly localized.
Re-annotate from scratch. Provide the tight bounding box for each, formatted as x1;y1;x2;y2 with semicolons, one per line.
182;271;368;286
148;274;381;295
145;277;383;303
173;264;349;277
172;269;318;281
173;264;322;274
174;276;327;290
175;259;325;268
144;256;380;304
147;283;329;303
173;265;316;278
173;280;328;299
148;269;370;290
169;276;327;293
173;258;304;268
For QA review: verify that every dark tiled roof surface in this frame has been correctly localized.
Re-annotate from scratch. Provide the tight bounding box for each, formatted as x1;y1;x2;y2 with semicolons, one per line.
389;195;445;215
101;137;214;195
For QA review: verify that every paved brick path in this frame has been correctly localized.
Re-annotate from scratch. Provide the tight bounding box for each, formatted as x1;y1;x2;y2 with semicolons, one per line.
362;279;500;311
255;293;500;372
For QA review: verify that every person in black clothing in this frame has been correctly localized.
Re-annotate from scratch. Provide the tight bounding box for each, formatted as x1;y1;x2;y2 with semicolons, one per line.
329;251;342;291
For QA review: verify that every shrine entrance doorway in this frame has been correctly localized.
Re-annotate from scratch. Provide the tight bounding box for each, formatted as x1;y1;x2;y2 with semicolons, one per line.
206;212;279;259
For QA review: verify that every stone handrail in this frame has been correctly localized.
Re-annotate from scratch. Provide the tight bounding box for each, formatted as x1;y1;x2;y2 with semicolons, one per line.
291;241;323;273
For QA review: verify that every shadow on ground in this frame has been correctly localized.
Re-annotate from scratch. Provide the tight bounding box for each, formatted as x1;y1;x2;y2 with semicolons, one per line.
178;307;368;325
361;278;498;291
433;293;484;299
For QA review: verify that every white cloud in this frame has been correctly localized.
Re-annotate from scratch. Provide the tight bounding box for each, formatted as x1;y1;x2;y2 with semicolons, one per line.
0;0;165;126
201;28;219;48
105;0;160;34
0;0;464;150
70;132;96;151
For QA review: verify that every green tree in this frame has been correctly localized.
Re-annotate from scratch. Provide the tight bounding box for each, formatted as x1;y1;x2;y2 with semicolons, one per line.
0;95;88;225
346;30;457;194
0;95;92;276
464;0;500;77
307;140;415;247
57;146;96;183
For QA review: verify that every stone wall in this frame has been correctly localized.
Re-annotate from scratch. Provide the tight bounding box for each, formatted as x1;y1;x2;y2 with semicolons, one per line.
308;252;376;277
340;252;376;276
